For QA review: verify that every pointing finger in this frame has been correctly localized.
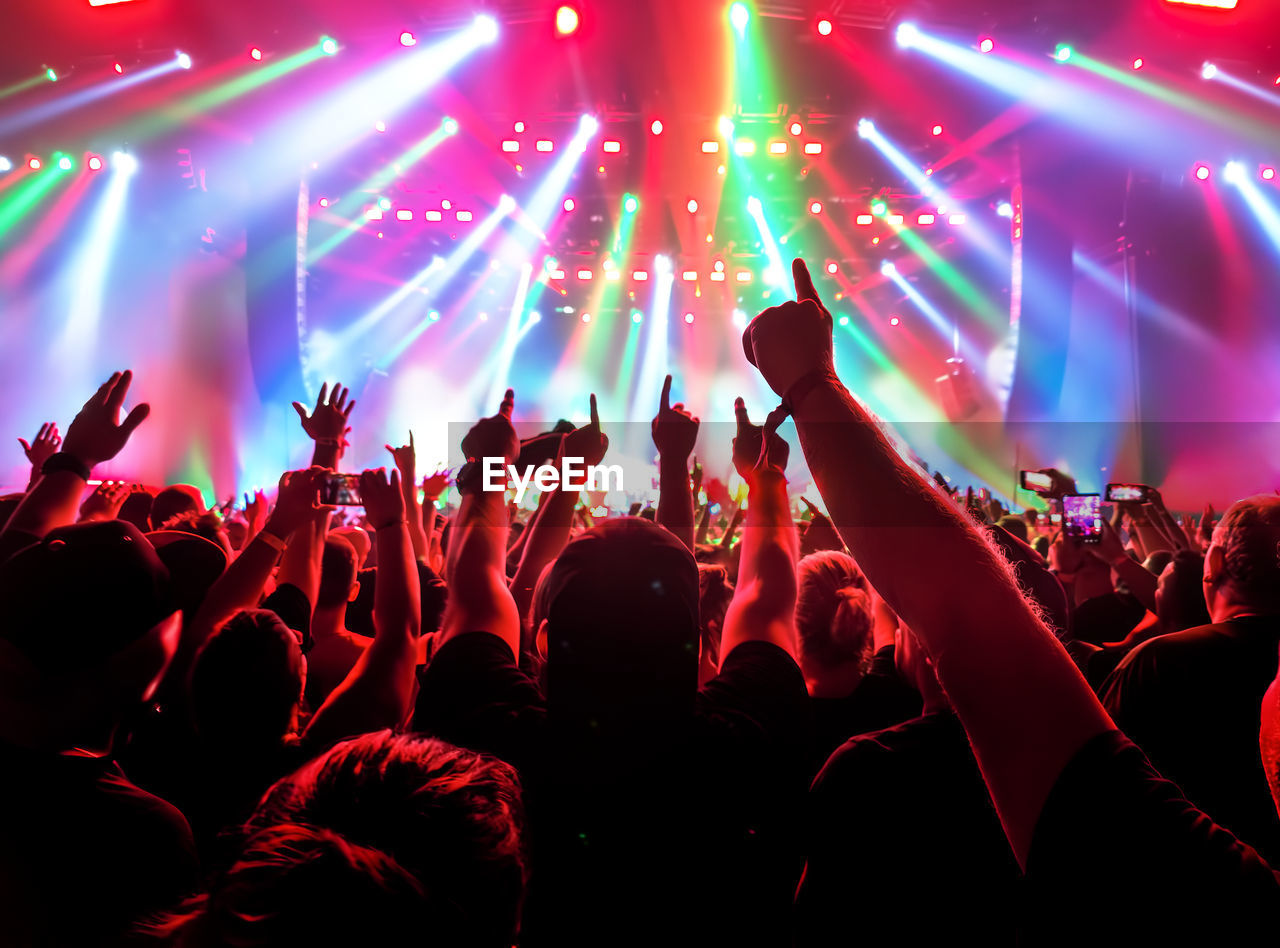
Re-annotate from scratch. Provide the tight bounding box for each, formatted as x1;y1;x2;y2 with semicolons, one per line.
792;258;822;307
660;374;672;411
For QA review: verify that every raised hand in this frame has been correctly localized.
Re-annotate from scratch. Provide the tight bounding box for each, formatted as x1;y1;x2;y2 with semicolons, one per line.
651;374;699;462
732;397;790;478
265;467;332;538
422;468;451;500
62;370;151;468
292;381;355;443
19;423;60;469
385;431;417;478
461;388;519;466
799;495;843;554
359;468;406;531
561;393;608;467
78;480;131;523
741;258;835;400
244;489;267;529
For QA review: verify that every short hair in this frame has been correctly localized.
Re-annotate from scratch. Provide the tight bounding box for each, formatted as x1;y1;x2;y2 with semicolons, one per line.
190;609;302;749
317;536;359;609
795;551;874;672
117;489;155;533
150;485;203;531
997;515;1029;544
1158;550;1210;632
1213;495;1280;611
159;510;226;548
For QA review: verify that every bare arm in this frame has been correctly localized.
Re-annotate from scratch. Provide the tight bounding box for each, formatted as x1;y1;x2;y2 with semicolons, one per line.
653;375;699;551
387;432;430;561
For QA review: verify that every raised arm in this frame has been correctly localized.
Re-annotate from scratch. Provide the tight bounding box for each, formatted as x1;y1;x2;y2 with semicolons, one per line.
17;423;61;491
438;390;522;656
652;375;700;551
291;381;355;470
718;398;798;665
386;431;430;561
741;259;1111;867
306;468;420;744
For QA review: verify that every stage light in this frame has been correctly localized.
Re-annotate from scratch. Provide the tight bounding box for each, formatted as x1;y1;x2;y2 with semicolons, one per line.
396;209;413;221
837;315;849;326
581;115;600;137
872;237;880;245
497;193;515;213
684;312;695;324
1163;0;1238;8
632;270;649;281
456;210;473;221
250;47;262;61
1201;62;1217;80
443;117;459;135
374;120;387;132
736;271;752;282
400;31;417;47
112;151;138;174
856;214;873;225
550;268;566;280
112;62;123;74
949;213;967;225
87;155;103;171
826;261;838;274
979;37;994;53
880;261;897;276
563;197;575;211
809;200;823;214
577;268;593;280
789;120;803;135
1223;161;1245;184
918;213;936;224
857;118;874;138
887;214;904;225
768;141;788;155
896;22;920;48
730;3;750;34
1132;57;1143;69
889;315;901;326
701;141;719;153
710;271;725;281
932;124;943;136
682;270;698;281
1194;163;1211;180
718;115;735;138
176;51;193;69
1054;44;1073;63
871;199;888;216
651;119;664;135
514;121;525;133
817;18;833;36
57;156;72;171
746;195;762;214
714;259;725;271
0;157;10;172
687;198;698;213
478;312;488;321
536;140;553;152
996;201;1014;218
735;139;756;156
379;197;392;210
367;207;383;220
425;210;442;221
502;140;520;152
602;140;621;153
45;68;57;82
803;142;822;155
581;312;591;323
624;195;639;213
474;15;499;43
429;310;441;321
320;36;338;55
441;199;451;209
556;5;581;36
1263;167;1276;181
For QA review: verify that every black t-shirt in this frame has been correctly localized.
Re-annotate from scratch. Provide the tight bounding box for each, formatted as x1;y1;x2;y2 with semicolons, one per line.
809;644;921;769
0;747;199;945
413;632;812;946
797;711;1021;946
1024;729;1280;944
1100;615;1280;864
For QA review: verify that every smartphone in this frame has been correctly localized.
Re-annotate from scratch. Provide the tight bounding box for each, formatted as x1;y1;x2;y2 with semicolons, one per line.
320;473;362;506
1020;470;1053;493
1106;482;1152;503
1062;493;1103;544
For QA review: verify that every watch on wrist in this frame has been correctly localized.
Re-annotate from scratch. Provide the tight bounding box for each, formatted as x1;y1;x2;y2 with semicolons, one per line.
41;451;92;481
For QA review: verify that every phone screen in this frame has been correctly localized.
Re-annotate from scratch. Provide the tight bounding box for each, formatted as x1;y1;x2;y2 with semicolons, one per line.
1021;470;1053;493
1062;494;1103;544
320;473;362;506
1106;483;1148;503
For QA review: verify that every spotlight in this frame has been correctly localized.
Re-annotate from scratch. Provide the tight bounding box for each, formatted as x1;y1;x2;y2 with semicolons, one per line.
803;142;823;155
996;201;1014;218
429;310;440;321
732;308;747;328
497;194;516;212
318;197;329;208
1132;57;1143;69
374;120;387;133
1194;163;1210;181
880;261;897;276
857;118;874;138
474;15;499;43
932;124;943;136
730;3;750;33
425;210;442;221
714;260;725;272
624;195;639;213
555;5;580;36
514;121;525;133
602;140;621;153
632;310;644;323
579;114;600;135
817;18;833;36
456;210;473;221
826;261;838;274
112;62;124;74
87;155;103;171
28;157;41;170
45;68;57;82
113;151;138;174
441;199;451;209
57;156;73;171
379;198;391;210
768;141;788;155
889;315;901;326
632;270;649;281
896;22;920;48
1263;167;1276;181
320;36;338;55
1223;161;1244;184
1054;44;1073;63
502;140;519;152
651;119;664;135
734;139;756;156
0;157;10;172
949;214;967;225
684;312;695;324
687;198;698;213
581;312;592;323
399;31;416;47
789;120;803;136
443;117;459;135
701;141;719;153
870;199;888;216
979;37;994;53
682;270;698;281
176;51;193;69
250;48;262;61
856;214;873;225
746;195;762;214
918;213;935;225
563;198;575;211
1201;62;1217;80
577;269;593;280
536;140;553;152
809;200;823;214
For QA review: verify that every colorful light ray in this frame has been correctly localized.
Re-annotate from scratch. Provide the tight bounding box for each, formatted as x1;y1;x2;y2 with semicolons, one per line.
0;160;72;240
745;195;791;299
628;255;676;422
1224;162;1280;255
0;57;188;137
881;263;985;366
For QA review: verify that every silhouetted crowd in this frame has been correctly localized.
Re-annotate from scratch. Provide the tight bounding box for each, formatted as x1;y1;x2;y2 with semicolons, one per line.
2;259;1278;946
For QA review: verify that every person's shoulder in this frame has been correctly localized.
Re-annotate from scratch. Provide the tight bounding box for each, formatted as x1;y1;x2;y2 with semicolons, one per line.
429;630;519;668
816;712;957;786
98;764;196;848
1117;622;1231;669
715;639;803;679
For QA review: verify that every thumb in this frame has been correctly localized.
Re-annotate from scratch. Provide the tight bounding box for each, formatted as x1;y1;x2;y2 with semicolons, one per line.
120;403;151;437
17;438;30;452
291;401;308;421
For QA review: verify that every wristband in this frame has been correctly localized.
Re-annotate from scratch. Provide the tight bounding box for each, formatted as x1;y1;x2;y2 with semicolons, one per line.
314;437;341;446
781;365;838;416
256;530;287;553
41;451;92;482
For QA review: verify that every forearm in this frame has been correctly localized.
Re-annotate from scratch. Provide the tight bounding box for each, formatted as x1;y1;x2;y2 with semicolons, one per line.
310;441;341;470
792;376;1110;867
657;456;695;551
1111;557;1158;613
509;487;576;623
194;521;288;630
276;512;329;609
720;470;798;662
3;470;86;539
441;491;519;652
695;502;713;545
399;471;429;561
